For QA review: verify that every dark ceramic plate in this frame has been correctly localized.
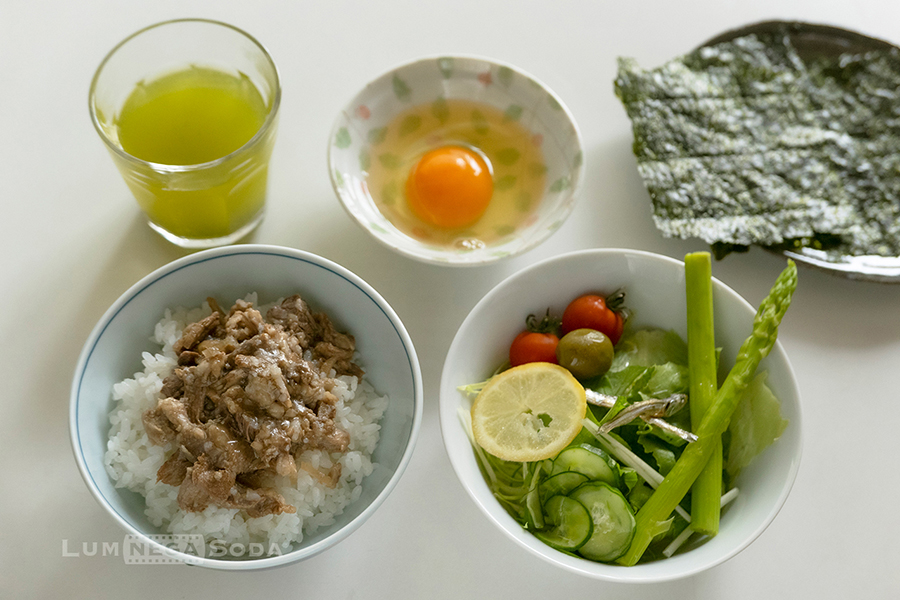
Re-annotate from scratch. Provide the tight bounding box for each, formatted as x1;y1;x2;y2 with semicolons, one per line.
702;21;900;283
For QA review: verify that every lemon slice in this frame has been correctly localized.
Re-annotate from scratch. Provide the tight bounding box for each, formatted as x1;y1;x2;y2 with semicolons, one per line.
471;362;587;462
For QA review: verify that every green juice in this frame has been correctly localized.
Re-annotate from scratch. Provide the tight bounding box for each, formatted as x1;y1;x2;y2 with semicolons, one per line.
114;66;274;240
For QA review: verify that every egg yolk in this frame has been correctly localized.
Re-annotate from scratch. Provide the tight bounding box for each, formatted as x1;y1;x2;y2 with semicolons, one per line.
405;145;493;229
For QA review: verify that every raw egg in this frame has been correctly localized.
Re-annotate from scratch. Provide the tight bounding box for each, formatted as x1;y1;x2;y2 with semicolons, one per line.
405;145;493;228
364;98;546;249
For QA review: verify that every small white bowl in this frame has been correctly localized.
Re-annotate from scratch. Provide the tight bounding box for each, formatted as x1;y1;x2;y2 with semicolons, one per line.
70;244;423;570
439;248;802;582
328;55;584;266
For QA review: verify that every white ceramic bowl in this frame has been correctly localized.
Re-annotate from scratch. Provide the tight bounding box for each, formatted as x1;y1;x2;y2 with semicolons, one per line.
328;55;584;266
70;244;423;570
439;248;802;582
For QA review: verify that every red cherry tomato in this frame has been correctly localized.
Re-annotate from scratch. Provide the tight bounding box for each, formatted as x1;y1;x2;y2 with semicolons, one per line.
508;310;562;366
509;331;559;366
561;292;627;345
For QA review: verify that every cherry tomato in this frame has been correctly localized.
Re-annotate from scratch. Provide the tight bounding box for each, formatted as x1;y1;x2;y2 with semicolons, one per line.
561;291;627;345
509;310;562;366
509;331;559;366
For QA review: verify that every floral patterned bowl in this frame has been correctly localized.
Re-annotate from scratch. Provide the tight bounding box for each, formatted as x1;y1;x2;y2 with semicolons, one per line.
328;55;583;266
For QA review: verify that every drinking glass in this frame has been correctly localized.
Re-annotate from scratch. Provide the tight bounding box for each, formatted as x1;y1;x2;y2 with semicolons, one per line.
89;19;281;248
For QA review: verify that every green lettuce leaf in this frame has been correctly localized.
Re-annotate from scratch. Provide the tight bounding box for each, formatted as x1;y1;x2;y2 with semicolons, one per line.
620;467;640;493
645;362;690;396
589;364;654;396
637;435;679;476
724;370;789;479
613;328;688;369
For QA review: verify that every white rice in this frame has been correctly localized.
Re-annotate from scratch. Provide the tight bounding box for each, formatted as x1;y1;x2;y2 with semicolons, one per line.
104;295;388;554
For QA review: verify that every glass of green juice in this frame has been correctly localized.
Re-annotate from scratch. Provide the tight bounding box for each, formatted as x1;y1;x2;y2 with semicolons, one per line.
89;19;281;248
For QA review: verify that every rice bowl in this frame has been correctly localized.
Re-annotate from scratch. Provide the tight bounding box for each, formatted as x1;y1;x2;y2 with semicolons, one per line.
70;245;422;569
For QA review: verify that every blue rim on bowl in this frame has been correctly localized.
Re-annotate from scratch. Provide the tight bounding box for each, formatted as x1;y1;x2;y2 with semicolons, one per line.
70;244;423;570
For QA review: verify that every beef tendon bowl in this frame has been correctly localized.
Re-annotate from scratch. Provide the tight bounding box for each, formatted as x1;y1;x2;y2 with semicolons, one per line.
71;244;421;570
105;292;388;553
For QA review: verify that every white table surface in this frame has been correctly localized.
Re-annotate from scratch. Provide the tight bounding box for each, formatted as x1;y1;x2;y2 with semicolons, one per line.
3;1;900;597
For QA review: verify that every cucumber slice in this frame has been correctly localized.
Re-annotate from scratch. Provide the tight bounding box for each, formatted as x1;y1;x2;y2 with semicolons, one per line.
569;482;636;562
540;471;589;499
552;444;620;487
533;495;593;551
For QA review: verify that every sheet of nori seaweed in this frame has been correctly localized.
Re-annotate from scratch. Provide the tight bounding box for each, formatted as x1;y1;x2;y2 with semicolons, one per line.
615;29;900;258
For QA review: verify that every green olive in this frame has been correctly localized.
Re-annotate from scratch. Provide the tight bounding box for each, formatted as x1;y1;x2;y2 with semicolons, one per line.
556;328;614;380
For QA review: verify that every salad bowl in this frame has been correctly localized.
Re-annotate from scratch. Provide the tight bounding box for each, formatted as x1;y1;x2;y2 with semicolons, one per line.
439;248;802;582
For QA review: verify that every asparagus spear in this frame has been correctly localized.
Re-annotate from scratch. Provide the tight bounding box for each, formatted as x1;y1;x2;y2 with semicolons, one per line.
618;260;797;566
685;252;721;536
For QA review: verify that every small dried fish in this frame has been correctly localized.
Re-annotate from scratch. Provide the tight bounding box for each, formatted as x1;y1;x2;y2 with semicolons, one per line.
585;390;697;443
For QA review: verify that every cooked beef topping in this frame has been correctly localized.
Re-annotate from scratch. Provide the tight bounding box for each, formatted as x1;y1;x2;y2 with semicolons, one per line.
142;295;364;517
